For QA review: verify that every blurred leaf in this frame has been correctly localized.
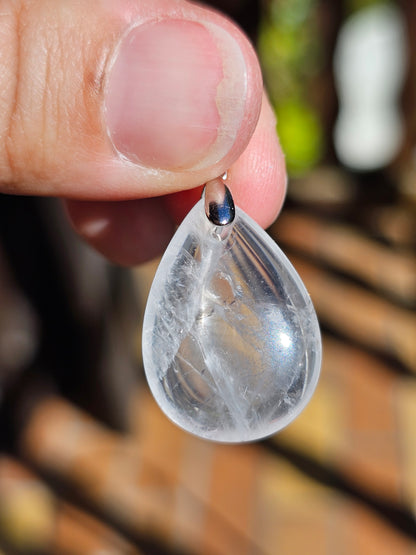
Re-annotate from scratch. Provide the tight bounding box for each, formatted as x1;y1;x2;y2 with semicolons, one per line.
276;99;324;175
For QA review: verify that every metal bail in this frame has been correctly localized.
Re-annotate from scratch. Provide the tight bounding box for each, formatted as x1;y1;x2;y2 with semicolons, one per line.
203;178;235;226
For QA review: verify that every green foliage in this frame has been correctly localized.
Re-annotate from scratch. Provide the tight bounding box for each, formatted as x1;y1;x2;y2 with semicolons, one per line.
276;99;324;175
258;0;325;175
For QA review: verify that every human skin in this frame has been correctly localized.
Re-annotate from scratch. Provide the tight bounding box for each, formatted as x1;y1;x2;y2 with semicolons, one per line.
0;0;286;265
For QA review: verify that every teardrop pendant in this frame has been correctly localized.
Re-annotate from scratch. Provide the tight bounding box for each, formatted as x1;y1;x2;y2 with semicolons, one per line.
142;179;321;443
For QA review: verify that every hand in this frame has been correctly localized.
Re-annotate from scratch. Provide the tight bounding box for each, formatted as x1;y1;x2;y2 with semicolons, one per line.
0;0;286;265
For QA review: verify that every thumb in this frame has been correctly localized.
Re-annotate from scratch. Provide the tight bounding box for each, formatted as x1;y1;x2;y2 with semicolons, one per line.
1;0;262;199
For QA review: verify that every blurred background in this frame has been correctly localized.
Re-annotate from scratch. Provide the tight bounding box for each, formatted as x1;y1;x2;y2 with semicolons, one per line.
0;0;415;553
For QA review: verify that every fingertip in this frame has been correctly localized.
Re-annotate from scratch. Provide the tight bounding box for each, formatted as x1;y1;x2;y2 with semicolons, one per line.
100;4;264;198
227;93;287;229
65;198;175;266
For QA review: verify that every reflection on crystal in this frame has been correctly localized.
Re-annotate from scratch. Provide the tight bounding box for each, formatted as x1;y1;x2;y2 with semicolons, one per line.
142;198;322;443
279;332;292;349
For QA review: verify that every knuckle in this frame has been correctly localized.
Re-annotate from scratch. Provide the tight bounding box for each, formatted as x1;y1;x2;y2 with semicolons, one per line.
0;1;105;192
0;0;59;187
0;0;22;185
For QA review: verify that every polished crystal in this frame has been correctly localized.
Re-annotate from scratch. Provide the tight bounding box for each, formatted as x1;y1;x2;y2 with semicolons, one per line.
142;194;321;443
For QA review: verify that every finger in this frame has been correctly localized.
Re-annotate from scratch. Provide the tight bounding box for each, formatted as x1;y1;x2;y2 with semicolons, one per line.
65;198;175;266
227;92;287;228
66;93;286;265
0;0;262;198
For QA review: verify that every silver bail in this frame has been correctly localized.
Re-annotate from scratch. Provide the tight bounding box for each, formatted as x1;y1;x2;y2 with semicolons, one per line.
203;177;235;226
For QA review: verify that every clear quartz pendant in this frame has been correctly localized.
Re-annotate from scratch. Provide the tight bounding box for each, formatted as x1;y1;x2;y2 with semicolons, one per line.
142;179;321;443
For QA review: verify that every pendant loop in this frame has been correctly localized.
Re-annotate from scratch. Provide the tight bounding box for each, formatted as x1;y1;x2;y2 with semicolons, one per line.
204;178;235;226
